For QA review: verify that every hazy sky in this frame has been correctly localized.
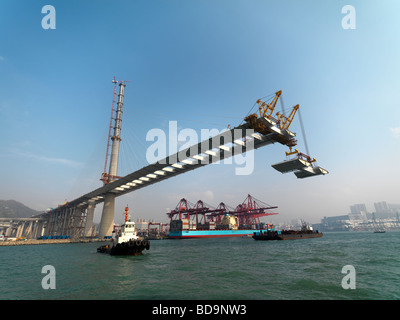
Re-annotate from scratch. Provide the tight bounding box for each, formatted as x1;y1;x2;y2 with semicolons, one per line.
1;0;400;224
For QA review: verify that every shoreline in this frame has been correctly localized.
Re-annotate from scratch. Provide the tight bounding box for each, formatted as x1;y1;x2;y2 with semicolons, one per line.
0;238;109;246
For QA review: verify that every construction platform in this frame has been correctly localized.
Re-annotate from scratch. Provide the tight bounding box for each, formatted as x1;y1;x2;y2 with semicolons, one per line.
272;158;311;173
294;166;329;178
272;158;328;179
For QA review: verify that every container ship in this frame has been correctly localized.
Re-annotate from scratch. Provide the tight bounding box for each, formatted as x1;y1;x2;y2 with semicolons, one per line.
167;194;278;239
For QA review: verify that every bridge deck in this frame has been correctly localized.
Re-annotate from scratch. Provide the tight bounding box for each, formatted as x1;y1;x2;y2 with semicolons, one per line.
46;123;287;214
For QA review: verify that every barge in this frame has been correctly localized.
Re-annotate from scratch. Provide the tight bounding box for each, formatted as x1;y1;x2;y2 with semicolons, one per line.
252;223;323;240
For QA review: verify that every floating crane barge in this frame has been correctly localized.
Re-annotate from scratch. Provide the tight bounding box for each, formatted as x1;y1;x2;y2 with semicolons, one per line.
253;221;323;240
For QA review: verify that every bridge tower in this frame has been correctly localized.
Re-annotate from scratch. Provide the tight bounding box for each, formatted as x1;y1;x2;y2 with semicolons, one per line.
98;81;127;238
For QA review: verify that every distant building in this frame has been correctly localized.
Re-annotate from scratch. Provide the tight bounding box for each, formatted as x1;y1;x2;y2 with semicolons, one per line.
135;218;153;232
374;201;389;213
316;201;400;232
388;203;400;212
350;203;367;215
374;201;400;219
349;203;367;222
317;215;351;232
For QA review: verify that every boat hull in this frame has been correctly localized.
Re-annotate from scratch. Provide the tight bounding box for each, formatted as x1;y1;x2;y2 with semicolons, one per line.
97;239;150;255
252;230;323;240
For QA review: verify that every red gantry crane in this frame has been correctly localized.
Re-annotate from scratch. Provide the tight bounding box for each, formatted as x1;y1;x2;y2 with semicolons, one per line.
167;194;278;229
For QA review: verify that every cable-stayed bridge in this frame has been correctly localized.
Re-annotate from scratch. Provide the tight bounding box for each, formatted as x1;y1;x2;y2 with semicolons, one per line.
8;83;327;240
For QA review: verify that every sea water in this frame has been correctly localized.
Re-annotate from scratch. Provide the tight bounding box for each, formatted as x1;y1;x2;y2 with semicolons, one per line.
0;231;399;300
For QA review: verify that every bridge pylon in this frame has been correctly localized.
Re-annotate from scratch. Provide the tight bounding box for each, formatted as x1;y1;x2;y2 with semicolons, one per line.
98;81;127;238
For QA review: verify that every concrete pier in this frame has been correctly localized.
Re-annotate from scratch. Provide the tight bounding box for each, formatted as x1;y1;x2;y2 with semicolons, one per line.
98;193;115;238
85;201;95;237
0;218;45;239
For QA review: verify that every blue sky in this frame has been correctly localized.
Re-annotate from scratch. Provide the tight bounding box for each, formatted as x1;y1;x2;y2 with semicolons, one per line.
1;0;400;224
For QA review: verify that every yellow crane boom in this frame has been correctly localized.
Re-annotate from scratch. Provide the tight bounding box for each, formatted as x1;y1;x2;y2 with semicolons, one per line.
257;90;282;119
276;104;299;130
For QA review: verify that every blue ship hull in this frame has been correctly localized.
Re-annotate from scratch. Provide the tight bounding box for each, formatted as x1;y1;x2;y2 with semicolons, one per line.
169;229;258;238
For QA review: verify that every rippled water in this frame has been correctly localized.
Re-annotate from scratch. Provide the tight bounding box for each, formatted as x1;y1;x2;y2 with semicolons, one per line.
1;231;399;299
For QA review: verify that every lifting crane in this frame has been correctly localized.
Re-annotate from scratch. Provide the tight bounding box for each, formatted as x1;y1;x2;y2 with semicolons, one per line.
244;90;282;136
244;90;328;178
244;89;299;142
276;104;299;130
257;90;282;119
285;147;316;165
246;90;298;131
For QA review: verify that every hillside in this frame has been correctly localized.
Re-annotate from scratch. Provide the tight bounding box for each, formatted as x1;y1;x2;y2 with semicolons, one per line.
0;200;41;218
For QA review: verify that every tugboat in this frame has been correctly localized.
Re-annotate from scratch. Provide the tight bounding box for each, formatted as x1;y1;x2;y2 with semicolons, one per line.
252;221;323;240
97;206;150;256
